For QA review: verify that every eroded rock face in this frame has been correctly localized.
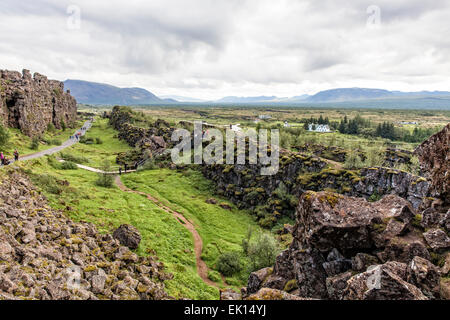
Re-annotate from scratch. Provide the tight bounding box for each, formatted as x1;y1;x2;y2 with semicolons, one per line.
0;69;77;136
407;256;441;299
294;191;415;254
415;123;450;204
343;262;427;300
0;171;170;300
248;191;448;300
113;225;142;250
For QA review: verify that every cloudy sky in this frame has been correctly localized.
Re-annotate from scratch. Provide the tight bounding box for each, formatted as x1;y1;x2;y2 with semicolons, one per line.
1;0;449;99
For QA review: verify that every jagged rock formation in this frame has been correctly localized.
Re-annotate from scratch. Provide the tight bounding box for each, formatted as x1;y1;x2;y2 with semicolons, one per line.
0;69;77;136
108;106;173;166
415;123;450;205
0;170;170;300
243;191;446;300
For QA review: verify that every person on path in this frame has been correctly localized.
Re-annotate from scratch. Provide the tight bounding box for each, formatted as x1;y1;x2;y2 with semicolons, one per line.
0;152;4;165
13;150;19;162
119;167;122;175
124;163;128;173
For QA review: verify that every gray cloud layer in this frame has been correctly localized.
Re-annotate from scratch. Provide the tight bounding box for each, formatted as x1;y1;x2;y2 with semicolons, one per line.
0;0;449;99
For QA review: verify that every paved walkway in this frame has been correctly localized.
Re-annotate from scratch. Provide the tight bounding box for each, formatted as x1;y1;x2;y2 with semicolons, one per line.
17;120;93;162
58;160;137;175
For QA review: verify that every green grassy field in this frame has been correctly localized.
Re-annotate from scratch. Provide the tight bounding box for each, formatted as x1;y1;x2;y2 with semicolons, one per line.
122;168;265;286
61;118;132;167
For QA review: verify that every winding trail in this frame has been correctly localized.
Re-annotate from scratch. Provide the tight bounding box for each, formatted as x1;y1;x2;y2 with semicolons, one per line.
8;119;94;163
114;175;218;287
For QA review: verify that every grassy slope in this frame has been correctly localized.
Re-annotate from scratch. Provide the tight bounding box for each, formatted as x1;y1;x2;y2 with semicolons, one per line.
2;121;83;156
121;169;263;286
61;119;131;167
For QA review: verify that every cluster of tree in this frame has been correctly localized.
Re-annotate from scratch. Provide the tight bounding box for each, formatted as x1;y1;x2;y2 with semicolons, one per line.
337;115;440;143
338;115;372;135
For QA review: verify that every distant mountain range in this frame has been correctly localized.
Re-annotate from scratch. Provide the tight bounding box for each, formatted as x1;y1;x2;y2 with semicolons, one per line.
63;80;175;105
63;79;450;106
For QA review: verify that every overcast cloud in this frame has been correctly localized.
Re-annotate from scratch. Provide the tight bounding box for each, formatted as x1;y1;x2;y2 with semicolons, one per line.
0;0;449;99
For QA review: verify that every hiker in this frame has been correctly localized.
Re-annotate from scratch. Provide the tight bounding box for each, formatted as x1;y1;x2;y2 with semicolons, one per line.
0;152;4;165
119;167;122;175
124;163;128;173
13;150;19;162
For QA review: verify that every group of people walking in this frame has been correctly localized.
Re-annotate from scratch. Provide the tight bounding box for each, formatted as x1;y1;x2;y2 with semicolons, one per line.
0;150;19;166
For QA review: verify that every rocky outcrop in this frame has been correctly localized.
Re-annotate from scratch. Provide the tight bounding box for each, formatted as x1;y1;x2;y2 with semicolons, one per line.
247;191;448;300
0;69;77;137
113;225;142;250
0;170;170;300
415;123;450;204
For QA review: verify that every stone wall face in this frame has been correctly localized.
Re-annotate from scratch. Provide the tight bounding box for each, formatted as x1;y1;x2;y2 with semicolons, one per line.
415;123;450;205
0;69;77;136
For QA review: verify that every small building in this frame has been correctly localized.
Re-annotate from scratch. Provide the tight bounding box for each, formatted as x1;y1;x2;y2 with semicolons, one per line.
308;124;331;133
258;115;271;120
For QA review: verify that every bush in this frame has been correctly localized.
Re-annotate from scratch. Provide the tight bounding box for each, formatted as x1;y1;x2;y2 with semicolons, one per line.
48;139;62;146
95;160;114;188
61;161;78;170
47;123;56;133
95;137;103;144
241;227;253;255
247;233;280;271
344;151;364;169
59;152;89;164
207;271;222;283
60;120;67;131
31;174;62;195
30;137;40;150
216;251;243;276
0;124;10;147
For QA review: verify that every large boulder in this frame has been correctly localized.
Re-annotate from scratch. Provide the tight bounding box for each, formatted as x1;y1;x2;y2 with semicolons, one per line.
423;229;450;251
407;256;441;299
343;262;427;300
247;267;273;294
112;224;142;250
294;191;415;254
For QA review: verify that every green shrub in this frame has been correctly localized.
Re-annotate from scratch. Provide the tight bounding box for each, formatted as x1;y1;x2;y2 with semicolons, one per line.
0;124;10;147
95;160;114;188
207;270;222;283
61;161;78;170
344;151;364;169
49;139;62;146
47;123;56;133
247;233;280;271
241;227;253;255
216;251;243;276
60;120;67;131
31;174;62;195
59;152;89;164
30;137;40;150
95;137;103;144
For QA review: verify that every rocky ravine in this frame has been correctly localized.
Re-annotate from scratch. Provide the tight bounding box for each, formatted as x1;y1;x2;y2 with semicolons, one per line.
222;123;450;301
0;69;77;137
0;169;171;300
